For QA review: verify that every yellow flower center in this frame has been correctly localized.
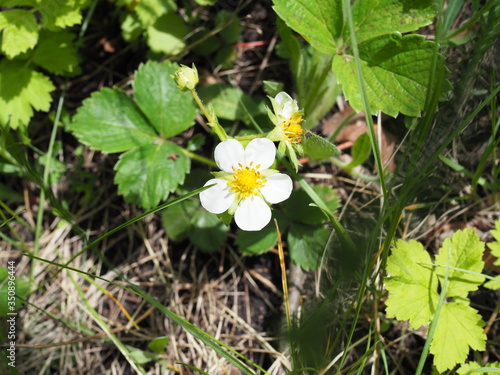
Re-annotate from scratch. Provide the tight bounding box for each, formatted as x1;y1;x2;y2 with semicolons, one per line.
281;114;304;143
227;163;266;200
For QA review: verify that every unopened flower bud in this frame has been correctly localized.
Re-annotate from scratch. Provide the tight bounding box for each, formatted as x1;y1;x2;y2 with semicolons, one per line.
173;64;199;91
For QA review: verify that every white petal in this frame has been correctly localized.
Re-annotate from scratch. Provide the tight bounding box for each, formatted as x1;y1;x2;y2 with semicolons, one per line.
280;101;294;120
244;138;276;170
234;196;271;231
214;139;245;172
261;174;293;204
199;179;234;214
274;92;292;107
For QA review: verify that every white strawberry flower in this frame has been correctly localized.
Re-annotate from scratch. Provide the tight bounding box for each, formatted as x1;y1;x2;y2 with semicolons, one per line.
267;92;305;171
200;138;293;231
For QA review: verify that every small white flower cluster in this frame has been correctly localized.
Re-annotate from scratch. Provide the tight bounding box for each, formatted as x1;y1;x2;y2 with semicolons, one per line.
200;92;303;231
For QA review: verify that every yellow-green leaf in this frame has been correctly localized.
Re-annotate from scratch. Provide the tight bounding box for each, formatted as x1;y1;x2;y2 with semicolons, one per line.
0;59;55;129
0;9;39;58
434;228;485;298
385;239;439;329
431;302;486;373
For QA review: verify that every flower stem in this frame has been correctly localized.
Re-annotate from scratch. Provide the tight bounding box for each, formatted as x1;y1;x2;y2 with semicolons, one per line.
190;89;228;142
182;148;217;168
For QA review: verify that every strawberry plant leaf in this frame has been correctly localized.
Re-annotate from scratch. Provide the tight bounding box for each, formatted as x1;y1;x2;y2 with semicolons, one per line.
114;142;189;209
236;211;286;255
0;9;39;58
134;61;196;139
162;199;198;242
0;59;55;129
272;0;342;55
350;0;438;45
430;302;486;373
283;184;340;226
333;34;444;117
434;228;485;298
69;87;157;153
33;30;81;76
133;0;176;26
288;223;331;270
190;208;228;253
146;13;188;55
385;239;439;329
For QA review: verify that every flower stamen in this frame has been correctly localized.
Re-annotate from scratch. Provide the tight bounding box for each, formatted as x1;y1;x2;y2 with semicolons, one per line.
228;164;266;199
281;114;304;143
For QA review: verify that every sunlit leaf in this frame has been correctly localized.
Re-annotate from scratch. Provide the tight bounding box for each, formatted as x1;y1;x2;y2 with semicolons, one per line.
0;9;39;58
333;34;444;117
0;60;55;129
134;61;196;138
70;87;157;153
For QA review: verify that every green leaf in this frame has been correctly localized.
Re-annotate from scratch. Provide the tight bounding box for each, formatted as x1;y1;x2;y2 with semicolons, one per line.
162;199;198;241
197;83;262;125
484;276;500;290
128;348;155;364
488;218;500;265
114;142;189;209
134;0;176;26
299;48;341;129
147;336;169;354
146;13;188;55
345;132;371;169
191;29;222;56
272;0;342;55
32;30;81;76
236;223;278;255
385;239;439;329
283;184;340;225
458;361;500;375
302;131;340;161
120;13;143;42
350;0;438;45
193;0;216;5
0;266;31;316
134;61;196;138
216;11;242;45
37;0;89;30
430;302;486;373
386;229;489;371
434;228;485;298
69;87;157;153
187;133;205;151
288;223;331;270
0;59;55;129
333;34;444;117
189;208;228;253
0;9;39;58
236;211;286;255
